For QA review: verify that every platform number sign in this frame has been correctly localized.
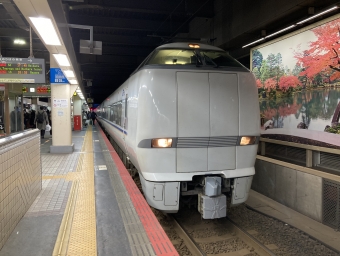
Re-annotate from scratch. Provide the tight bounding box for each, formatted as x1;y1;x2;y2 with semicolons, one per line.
50;68;69;84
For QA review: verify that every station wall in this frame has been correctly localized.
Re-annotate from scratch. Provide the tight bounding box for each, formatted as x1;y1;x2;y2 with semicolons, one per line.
0;130;41;250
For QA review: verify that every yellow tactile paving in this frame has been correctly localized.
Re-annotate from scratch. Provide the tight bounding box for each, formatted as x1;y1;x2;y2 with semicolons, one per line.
42;175;67;180
53;127;97;256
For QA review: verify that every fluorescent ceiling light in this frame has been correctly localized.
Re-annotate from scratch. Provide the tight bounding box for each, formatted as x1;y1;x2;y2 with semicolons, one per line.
69;79;78;85
14;39;26;45
242;6;339;49
297;6;338;24
29;17;61;46
242;38;265;48
53;54;70;67
63;70;75;78
265;25;296;38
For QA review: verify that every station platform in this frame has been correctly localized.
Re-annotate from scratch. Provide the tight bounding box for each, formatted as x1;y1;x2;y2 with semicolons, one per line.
0;124;177;256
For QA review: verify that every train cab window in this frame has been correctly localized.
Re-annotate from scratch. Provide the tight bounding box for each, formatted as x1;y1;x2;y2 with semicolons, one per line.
200;51;244;68
145;49;197;65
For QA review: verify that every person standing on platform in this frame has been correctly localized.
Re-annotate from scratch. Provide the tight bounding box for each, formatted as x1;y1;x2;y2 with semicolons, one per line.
34;106;49;139
90;110;97;125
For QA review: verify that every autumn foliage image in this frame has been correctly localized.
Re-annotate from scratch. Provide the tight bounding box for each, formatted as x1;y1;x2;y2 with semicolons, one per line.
252;18;340;99
252;17;340;137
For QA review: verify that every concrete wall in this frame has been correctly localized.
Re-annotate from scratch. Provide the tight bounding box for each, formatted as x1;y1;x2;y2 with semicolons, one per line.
253;159;322;222
0;129;41;249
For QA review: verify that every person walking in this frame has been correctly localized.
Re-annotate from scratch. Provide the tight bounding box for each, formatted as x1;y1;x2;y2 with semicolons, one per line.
34;106;49;139
82;111;88;127
90;110;97;125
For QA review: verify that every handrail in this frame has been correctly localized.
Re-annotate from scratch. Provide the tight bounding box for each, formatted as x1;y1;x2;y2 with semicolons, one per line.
260;137;340;155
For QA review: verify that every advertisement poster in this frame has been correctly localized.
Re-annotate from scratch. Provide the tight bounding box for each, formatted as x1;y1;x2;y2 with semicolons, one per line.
53;99;68;108
251;15;340;148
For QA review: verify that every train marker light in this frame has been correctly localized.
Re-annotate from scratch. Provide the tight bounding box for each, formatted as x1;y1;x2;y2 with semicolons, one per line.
152;138;172;148
188;43;200;48
240;136;256;146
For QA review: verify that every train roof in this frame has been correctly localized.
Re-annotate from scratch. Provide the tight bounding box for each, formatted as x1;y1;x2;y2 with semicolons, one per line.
156;42;223;51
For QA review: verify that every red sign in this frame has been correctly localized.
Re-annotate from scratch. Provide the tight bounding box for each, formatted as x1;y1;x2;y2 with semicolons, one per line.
74;115;81;131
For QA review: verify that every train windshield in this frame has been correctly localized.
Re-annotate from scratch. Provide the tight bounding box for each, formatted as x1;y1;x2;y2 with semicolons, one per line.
145;49;199;65
200;51;244;68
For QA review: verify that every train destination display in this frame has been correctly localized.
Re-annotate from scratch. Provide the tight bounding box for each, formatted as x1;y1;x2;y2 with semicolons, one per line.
0;57;45;83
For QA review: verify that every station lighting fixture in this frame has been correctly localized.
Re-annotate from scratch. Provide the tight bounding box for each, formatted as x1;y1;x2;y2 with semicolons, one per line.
14;39;26;45
265;25;296;38
63;70;75;78
53;54;70;67
68;79;78;85
29;17;61;46
242;5;339;48
297;6;338;24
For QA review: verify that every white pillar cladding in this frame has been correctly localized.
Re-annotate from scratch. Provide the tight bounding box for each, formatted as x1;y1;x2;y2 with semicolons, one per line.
73;94;83;129
49;55;76;154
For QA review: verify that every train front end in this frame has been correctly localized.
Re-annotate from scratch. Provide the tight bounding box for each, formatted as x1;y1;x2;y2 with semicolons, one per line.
135;43;260;219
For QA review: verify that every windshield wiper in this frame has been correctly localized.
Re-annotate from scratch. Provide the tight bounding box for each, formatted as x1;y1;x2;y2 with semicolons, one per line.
193;51;202;67
203;53;219;68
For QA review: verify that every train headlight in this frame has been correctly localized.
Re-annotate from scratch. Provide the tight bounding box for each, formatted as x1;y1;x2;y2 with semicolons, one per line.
151;138;173;148
240;136;257;146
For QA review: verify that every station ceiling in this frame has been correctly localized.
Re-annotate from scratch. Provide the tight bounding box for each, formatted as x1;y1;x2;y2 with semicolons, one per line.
0;0;339;103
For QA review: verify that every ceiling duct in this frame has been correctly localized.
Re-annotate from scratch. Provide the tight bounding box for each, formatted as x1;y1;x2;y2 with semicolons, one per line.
1;0;28;31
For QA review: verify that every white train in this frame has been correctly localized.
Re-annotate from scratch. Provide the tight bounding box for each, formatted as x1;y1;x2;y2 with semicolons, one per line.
96;42;260;219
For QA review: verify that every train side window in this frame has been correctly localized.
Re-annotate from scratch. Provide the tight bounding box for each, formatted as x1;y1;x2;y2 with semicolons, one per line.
113;103;117;124
110;106;114;122
117;101;122;127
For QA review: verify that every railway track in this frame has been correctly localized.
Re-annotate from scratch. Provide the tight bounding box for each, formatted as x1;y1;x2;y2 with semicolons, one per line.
155;206;275;256
155;204;340;256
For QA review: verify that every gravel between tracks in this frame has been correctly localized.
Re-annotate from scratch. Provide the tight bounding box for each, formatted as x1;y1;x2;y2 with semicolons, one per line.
228;204;339;256
173;207;259;255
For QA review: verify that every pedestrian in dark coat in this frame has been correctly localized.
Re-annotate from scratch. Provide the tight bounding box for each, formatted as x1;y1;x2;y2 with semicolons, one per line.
34;106;49;139
91;110;97;125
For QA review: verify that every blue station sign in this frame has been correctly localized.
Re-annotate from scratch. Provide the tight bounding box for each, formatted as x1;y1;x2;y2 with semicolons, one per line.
50;68;69;84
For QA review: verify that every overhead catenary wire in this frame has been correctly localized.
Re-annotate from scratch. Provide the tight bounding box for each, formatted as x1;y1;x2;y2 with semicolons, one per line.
153;0;185;34
165;0;212;43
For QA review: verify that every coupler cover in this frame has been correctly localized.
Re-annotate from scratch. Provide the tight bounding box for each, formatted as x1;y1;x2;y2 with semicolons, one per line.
198;193;227;219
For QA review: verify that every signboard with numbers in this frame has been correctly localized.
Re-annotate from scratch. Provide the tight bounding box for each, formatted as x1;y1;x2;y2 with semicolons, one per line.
50;68;69;84
0;57;45;83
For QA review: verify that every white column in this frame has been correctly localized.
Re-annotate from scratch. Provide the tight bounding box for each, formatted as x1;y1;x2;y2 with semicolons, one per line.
73;94;83;129
50;54;74;153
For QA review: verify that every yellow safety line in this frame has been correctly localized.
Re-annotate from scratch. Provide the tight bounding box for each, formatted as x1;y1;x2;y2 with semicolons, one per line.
52;127;97;256
42;175;66;180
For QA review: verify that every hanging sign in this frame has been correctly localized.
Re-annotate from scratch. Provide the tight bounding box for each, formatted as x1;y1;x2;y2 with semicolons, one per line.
0;57;45;83
50;68;69;84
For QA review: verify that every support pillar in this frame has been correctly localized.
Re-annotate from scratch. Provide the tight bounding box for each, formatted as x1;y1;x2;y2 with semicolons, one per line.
49;55;76;154
73;94;82;130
